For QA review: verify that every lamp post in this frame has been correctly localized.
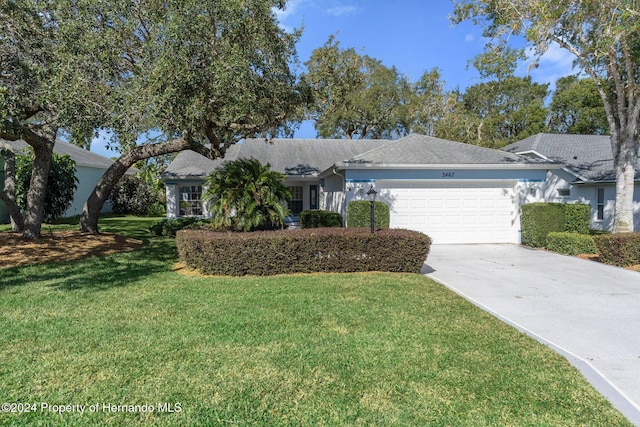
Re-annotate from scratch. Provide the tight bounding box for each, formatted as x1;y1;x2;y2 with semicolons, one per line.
366;185;377;234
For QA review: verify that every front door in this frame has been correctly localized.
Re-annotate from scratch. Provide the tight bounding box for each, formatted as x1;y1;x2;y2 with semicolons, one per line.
310;185;319;210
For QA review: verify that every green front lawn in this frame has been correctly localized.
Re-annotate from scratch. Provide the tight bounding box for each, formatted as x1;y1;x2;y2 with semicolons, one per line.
0;217;631;426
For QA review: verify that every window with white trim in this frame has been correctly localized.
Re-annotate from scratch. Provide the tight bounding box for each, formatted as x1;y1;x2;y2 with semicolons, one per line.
596;188;605;221
557;188;570;197
288;185;303;214
179;185;203;216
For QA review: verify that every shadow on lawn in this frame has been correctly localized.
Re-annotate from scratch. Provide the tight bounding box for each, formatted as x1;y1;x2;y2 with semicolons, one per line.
0;238;178;291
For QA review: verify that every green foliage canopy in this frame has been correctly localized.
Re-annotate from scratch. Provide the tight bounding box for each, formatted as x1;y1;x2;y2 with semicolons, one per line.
548;76;608;135
302;36;412;139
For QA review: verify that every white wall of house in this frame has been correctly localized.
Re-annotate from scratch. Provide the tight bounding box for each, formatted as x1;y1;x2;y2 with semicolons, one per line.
63;166;112;218
528;169;640;232
165;183;179;218
0;162;111;222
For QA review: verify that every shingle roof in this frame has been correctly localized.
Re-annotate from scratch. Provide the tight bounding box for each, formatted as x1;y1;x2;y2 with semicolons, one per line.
502;133;628;182
162;138;392;180
337;134;551;168
1;139;116;169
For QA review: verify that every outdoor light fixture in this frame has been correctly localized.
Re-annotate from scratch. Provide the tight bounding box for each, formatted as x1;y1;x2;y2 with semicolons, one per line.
366;185;377;234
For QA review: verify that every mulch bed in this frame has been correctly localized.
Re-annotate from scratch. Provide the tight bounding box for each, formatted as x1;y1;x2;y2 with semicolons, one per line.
0;230;143;269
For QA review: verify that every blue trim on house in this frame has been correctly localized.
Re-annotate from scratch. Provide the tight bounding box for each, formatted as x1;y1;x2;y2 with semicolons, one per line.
345;179;376;183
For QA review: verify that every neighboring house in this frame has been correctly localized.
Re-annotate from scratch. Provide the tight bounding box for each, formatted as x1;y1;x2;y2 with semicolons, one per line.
162;134;558;244
0;139;126;224
502;133;640;232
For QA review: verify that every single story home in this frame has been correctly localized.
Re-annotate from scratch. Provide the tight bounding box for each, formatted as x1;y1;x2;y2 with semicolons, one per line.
502;133;640;232
0;139;124;223
162;134;559;244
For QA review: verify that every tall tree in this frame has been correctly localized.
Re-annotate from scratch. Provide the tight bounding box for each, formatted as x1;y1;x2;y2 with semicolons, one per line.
0;0;108;238
303;36;412;139
453;0;640;232
462;76;549;148
548;76;608;135
1;0;303;235
410;68;458;137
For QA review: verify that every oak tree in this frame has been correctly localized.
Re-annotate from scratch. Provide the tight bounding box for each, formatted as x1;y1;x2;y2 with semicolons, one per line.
303;36;412;139
453;0;640;232
1;0;303;235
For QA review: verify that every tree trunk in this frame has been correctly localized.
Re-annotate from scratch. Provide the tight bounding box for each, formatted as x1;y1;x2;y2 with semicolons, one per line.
79;158;131;233
0;151;24;231
22;140;54;238
79;136;215;233
613;138;636;233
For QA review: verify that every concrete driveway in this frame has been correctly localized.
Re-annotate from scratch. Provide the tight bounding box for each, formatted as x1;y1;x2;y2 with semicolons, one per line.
423;244;640;426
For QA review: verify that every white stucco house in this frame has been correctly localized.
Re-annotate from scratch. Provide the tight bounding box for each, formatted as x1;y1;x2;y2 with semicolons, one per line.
161;134;560;244
0;139;125;223
503;133;640;232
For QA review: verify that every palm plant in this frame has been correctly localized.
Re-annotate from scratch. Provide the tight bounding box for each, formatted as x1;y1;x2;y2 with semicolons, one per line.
203;158;292;231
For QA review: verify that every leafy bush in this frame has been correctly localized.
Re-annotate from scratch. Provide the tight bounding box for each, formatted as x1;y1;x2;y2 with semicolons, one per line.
203;158;291;231
176;228;432;276
16;150;78;222
300;210;342;228
149;217;208;237
110;175;160;215
347;200;390;229
521;203;591;247
594;233;640;267
563;204;590;234
546;232;597;256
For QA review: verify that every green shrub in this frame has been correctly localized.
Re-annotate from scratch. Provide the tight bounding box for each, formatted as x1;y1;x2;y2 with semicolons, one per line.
147;202;166;217
564;204;590;234
594;232;640;267
521;203;565;247
347;200;390;229
546;232;597;256
176;228;432;276
149;217;208;237
521;202;591;247
110;175;161;216
300;210;342;228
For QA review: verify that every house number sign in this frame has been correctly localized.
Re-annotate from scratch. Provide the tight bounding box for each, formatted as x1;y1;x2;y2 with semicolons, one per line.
442;172;455;178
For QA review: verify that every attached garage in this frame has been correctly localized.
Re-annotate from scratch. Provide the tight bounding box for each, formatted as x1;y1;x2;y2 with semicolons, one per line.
323;134;557;244
375;180;518;244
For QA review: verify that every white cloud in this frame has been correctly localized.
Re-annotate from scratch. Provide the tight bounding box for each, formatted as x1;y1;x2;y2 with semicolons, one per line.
325;5;358;17
273;0;304;22
523;42;579;87
273;0;307;33
464;33;475;42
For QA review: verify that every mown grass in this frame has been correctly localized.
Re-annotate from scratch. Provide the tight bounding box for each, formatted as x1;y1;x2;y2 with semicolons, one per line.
0;217;632;426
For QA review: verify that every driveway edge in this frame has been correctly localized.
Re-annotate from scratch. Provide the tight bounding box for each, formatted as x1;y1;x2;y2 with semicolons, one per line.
431;275;640;427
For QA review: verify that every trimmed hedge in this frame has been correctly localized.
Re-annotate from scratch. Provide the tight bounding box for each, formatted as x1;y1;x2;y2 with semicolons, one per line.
521;203;591;247
546;232;597;256
300;210;342;228
347;200;390;229
176;228;432;276
594;232;640;267
564;204;591;234
149;217;209;237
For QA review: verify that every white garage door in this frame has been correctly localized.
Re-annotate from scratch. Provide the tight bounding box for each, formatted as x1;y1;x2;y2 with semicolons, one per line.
376;181;518;244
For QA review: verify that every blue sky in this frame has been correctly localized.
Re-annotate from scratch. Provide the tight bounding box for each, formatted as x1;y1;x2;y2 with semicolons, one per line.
90;0;576;156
